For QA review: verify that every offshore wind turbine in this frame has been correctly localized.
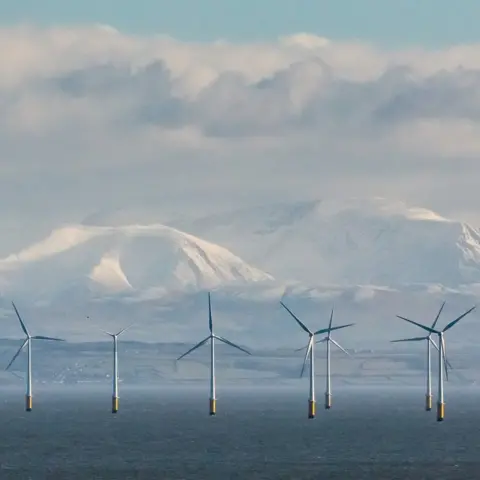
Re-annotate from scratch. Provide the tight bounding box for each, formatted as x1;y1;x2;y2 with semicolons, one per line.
101;323;136;414
318;308;353;410
6;302;65;411
396;304;475;421
176;292;251;416
280;301;354;419
295;308;354;410
391;301;448;411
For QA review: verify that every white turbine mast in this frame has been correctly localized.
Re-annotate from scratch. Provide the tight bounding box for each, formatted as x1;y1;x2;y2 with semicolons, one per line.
100;322;136;414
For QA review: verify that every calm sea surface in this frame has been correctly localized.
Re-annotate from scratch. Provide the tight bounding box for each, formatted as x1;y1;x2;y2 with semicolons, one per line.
0;385;478;479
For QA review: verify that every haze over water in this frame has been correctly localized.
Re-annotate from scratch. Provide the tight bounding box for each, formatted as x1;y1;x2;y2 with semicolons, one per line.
0;386;478;479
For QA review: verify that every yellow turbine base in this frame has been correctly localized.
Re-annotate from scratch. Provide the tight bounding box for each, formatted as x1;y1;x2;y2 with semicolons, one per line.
325;393;332;410
26;395;32;412
425;394;432;411
209;398;216;416
437;402;445;422
308;400;316;419
112;396;119;414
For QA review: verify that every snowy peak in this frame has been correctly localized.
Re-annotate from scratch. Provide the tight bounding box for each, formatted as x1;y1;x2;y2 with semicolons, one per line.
181;197;480;288
0;224;274;298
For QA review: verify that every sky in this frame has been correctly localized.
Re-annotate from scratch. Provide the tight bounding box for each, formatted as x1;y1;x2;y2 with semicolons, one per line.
2;0;480;47
1;3;480;255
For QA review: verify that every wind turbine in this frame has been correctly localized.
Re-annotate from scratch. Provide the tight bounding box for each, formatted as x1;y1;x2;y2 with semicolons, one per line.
101;322;136;414
391;301;448;411
319;308;353;410
280;301;354;419
6;302;65;411
176;292;251;416
396;303;475;421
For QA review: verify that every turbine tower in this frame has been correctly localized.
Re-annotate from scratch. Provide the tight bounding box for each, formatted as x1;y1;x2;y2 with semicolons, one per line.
391;301;449;411
101;322;136;414
318;308;353;410
6;302;65;411
396;303;475;421
176;292;251;416
280;300;353;419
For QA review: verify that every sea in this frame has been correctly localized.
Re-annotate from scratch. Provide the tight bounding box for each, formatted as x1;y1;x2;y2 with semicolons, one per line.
0;385;478;479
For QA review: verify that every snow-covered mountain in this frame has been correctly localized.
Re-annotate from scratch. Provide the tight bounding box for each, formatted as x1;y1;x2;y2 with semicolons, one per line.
0;224;273;300
0;197;478;348
180;197;480;288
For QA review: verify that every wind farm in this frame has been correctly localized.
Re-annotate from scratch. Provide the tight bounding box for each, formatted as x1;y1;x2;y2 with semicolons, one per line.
396;304;476;421
3;2;480;476
280;299;354;419
1;291;476;426
391;302;448;411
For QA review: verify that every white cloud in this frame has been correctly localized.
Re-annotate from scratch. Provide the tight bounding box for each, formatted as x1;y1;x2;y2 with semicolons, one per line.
1;24;480;253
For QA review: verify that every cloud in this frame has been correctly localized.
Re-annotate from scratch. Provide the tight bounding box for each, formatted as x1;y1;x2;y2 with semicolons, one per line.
1;24;480;252
3;26;480;146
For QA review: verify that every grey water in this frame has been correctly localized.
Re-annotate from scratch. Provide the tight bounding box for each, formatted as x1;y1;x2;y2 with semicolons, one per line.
0;385;479;479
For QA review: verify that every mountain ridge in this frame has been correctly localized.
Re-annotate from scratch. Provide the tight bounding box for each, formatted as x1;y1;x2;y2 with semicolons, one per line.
0;223;274;299
178;197;480;288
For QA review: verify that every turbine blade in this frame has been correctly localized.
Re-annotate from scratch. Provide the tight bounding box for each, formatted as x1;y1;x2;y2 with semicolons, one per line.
437;335;453;371
100;329;115;337
445;355;453;371
280;301;312;334
429;337;440;352
11;302;29;337
327;308;334;339
214;336;251;355
442;337;449;381
300;337;313;378
295;337;326;351
396;315;436;334
440;336;453;375
431;301;446;329
390;336;428;343
176;336;210;361
330;338;352;357
6;339;28;370
314;323;354;336
8;370;24;381
116;322;136;337
294;343;309;352
208;292;213;334
32;335;65;341
85;316;114;337
443;306;476;332
279;286;289;304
